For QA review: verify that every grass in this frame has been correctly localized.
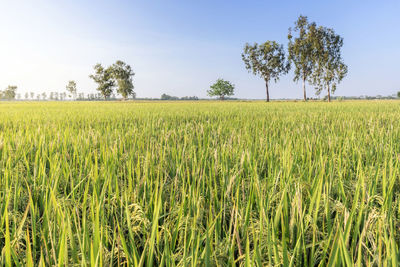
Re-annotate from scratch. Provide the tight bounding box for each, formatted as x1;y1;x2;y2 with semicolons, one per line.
0;100;400;266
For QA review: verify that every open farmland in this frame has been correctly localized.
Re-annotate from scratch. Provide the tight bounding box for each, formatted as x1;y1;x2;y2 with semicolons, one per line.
1;101;400;266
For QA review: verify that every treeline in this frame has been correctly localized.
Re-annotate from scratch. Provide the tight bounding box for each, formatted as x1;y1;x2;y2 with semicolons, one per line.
2;85;399;102
333;94;400;100
161;94;199;100
0;89;135;101
0;60;136;101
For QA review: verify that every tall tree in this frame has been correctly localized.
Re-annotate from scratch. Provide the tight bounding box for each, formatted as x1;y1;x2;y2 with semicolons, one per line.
89;64;115;100
288;15;318;101
242;41;290;102
2;85;17;100
111;60;135;100
207;79;235;100
311;26;348;102
66;80;77;100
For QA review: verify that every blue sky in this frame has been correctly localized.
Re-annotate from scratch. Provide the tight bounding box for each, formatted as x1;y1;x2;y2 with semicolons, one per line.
0;0;399;99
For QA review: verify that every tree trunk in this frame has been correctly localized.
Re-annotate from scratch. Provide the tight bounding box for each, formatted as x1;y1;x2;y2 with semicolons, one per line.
327;85;331;102
303;77;307;101
220;95;225;101
265;80;269;102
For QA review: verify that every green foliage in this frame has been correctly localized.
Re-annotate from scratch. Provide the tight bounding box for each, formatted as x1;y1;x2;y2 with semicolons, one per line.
111;61;135;100
0;85;17;100
242;41;290;101
160;94;199;100
66;80;77;99
288;15;318;101
161;93;179;100
1;101;399;266
397;91;400;98
89;64;115;99
180;96;199;100
207;79;235;100
311;26;348;102
89;61;135;100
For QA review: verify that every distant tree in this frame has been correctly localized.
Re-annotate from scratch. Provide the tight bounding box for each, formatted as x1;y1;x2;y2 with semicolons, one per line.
288;15;318;101
61;92;67;101
49;92;54;100
36;94;40;101
25;92;29;100
207;79;235;100
311;26;347;102
30;92;35;99
161;93;179;100
111;60;135;100
2;85;17;100
89;64;115;100
66;80;77;100
181;96;199;100
54;92;59;100
41;92;47;100
242;41;290;102
397;91;400;98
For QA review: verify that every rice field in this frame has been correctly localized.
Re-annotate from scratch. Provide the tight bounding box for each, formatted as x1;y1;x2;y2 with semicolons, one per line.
1;101;400;266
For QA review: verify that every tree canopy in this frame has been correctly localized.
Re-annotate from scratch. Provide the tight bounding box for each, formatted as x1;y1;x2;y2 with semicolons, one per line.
207;79;235;100
1;85;17;100
89;64;115;100
66;80;77;99
111;60;135;100
89;61;135;100
288;15;318;101
242;41;290;102
311;26;348;102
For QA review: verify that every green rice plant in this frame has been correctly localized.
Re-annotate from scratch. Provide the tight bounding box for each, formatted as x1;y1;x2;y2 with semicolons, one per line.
0;101;400;266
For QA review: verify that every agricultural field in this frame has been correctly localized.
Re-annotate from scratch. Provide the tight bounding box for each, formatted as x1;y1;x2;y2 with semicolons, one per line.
1;101;400;266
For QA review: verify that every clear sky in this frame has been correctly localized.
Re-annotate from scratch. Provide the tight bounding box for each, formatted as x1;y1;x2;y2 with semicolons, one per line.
0;0;399;99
